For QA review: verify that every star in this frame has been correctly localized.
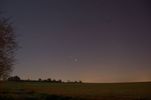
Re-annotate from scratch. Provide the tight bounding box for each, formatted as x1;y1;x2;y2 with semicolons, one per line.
74;58;78;63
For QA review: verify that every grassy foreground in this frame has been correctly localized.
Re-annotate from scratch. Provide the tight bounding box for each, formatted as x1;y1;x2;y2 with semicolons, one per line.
0;81;151;100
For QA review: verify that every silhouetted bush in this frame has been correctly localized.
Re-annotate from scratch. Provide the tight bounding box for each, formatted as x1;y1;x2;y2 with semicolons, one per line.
58;79;62;83
79;80;82;83
67;80;83;84
7;76;21;81
6;76;83;84
52;79;57;83
38;78;42;81
46;78;52;82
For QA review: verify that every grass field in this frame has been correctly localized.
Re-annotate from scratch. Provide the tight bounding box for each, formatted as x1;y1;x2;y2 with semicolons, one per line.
0;82;151;100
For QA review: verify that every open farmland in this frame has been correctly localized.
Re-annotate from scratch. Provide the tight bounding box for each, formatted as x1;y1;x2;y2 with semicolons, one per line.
0;82;151;100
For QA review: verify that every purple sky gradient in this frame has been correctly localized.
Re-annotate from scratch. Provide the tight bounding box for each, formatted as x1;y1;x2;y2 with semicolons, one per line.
1;0;151;82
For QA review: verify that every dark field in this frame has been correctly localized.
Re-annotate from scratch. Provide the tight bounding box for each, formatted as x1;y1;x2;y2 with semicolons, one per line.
0;82;151;100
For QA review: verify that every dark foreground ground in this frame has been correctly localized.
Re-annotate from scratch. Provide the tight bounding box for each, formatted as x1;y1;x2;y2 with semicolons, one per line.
0;81;151;100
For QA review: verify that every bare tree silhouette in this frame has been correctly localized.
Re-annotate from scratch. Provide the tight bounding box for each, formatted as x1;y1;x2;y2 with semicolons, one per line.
0;15;17;80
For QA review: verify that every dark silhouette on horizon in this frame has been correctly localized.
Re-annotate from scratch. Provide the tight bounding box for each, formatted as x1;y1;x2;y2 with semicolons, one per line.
7;75;83;83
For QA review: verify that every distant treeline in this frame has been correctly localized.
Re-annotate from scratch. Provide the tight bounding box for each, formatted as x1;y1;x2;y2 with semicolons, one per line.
7;76;82;83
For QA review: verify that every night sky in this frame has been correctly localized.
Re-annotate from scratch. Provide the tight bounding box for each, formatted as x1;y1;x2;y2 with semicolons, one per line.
1;0;151;82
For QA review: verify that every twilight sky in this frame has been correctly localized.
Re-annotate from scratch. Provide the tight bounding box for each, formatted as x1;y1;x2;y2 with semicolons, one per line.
1;0;151;82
